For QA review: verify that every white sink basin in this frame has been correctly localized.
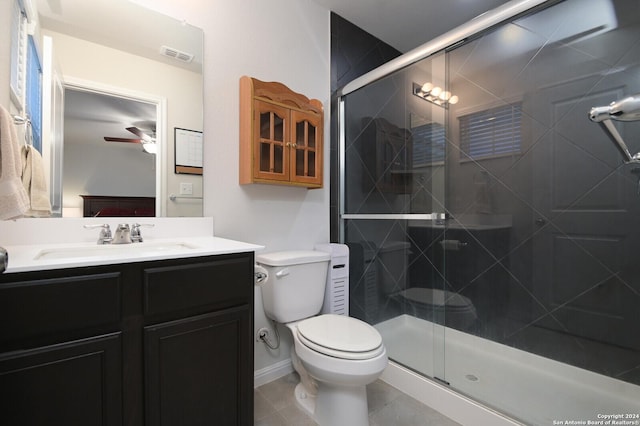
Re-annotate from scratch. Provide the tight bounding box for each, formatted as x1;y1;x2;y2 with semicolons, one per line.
34;241;199;260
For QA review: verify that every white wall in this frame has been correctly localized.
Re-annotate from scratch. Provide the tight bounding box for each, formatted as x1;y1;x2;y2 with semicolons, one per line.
133;0;331;375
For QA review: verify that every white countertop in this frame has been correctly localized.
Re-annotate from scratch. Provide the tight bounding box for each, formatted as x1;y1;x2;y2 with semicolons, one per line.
3;236;264;273
0;217;263;274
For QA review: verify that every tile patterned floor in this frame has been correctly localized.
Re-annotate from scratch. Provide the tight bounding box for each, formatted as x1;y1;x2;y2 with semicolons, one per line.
254;373;461;426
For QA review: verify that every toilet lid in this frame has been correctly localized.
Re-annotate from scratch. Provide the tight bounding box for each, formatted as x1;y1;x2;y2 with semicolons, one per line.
297;314;384;360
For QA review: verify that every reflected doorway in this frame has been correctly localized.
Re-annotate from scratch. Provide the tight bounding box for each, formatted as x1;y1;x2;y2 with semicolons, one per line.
59;83;164;217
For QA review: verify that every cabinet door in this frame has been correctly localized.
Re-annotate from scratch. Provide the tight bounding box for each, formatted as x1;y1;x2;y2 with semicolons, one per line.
254;100;290;182
144;307;252;426
290;109;323;187
0;333;122;426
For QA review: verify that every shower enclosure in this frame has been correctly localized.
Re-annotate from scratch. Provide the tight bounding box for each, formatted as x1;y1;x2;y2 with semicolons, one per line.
337;0;640;424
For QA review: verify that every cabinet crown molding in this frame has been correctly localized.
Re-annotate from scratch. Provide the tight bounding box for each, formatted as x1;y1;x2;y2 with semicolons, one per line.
244;76;323;115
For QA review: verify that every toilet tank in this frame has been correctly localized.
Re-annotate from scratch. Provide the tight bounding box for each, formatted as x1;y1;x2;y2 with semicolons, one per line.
256;250;330;323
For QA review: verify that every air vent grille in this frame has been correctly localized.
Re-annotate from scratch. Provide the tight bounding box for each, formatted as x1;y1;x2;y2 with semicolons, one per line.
160;45;194;63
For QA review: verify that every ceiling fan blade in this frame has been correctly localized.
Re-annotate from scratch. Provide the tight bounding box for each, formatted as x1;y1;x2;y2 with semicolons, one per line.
126;126;145;137
104;137;143;143
126;126;154;142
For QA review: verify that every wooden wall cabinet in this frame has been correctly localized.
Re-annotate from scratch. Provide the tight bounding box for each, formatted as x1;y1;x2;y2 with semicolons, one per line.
240;76;323;188
362;117;413;193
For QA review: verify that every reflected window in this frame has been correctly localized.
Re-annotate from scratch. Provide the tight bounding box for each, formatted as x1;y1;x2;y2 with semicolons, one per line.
10;0;26;104
459;102;522;161
10;0;42;152
412;122;445;166
26;35;42;151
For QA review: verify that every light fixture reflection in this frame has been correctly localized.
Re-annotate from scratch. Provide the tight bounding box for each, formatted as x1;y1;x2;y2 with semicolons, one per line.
413;82;459;107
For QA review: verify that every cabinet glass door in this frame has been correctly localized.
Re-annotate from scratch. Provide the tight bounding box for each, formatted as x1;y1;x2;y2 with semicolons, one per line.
254;100;289;181
291;110;322;186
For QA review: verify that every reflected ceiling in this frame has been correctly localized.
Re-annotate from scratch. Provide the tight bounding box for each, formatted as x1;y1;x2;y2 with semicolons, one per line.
35;0;202;73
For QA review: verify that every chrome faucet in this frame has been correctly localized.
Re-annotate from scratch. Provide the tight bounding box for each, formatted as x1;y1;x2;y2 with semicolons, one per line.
112;223;132;244
85;223;154;244
84;224;113;245
131;223;154;243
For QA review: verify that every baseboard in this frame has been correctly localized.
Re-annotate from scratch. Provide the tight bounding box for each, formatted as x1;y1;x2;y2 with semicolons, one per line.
254;359;293;388
380;361;523;426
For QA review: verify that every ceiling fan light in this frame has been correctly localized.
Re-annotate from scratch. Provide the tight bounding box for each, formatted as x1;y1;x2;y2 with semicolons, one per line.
142;142;157;154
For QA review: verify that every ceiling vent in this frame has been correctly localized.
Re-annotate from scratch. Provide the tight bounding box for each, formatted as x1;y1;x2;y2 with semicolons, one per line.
160;45;194;63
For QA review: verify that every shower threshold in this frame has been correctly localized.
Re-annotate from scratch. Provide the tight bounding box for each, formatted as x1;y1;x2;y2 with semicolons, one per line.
375;315;640;426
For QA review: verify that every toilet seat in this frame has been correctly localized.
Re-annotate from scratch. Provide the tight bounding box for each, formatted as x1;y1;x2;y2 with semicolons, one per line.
296;314;384;360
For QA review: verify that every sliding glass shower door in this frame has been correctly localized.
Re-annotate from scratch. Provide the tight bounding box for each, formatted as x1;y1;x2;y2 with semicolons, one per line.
340;52;451;383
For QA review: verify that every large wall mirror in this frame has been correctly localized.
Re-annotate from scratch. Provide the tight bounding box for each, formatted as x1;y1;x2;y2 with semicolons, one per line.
31;0;204;217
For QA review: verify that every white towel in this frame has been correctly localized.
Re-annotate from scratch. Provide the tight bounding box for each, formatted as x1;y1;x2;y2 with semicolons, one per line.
21;144;52;217
0;105;29;219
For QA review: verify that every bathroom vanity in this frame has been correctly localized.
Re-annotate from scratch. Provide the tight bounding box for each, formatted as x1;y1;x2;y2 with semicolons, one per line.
0;221;260;426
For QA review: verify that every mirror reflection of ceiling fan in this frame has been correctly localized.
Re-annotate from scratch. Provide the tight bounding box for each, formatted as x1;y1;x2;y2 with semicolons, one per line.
104;126;157;154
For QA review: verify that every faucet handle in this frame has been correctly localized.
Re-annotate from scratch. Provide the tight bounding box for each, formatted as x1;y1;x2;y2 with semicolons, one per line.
131;223;154;243
84;224;113;245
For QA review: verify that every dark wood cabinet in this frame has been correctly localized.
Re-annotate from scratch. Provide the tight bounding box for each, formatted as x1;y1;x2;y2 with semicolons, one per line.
144;307;252;426
0;333;122;426
0;252;254;426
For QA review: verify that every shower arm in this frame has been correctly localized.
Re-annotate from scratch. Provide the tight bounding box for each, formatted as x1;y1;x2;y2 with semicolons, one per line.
589;94;640;164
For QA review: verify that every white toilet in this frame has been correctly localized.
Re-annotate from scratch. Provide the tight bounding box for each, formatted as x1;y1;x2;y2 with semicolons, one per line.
256;250;388;426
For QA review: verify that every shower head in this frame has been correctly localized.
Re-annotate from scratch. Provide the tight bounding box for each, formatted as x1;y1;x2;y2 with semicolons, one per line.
589;94;640;164
589;94;640;123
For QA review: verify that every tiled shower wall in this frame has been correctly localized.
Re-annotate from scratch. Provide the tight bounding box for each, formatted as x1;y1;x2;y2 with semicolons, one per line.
329;13;400;242
333;0;640;387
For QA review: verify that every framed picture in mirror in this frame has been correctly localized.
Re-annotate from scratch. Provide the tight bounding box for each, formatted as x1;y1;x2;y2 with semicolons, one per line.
174;127;203;175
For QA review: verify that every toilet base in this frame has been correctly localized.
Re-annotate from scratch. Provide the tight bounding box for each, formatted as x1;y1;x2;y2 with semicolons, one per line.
295;381;370;426
315;382;369;426
294;382;316;418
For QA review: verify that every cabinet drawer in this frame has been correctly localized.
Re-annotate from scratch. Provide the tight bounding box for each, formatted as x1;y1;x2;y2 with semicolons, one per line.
0;273;121;348
143;254;253;317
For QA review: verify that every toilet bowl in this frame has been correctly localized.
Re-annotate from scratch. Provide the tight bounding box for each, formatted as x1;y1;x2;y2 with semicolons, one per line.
256;250;388;426
287;315;387;425
393;287;477;330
